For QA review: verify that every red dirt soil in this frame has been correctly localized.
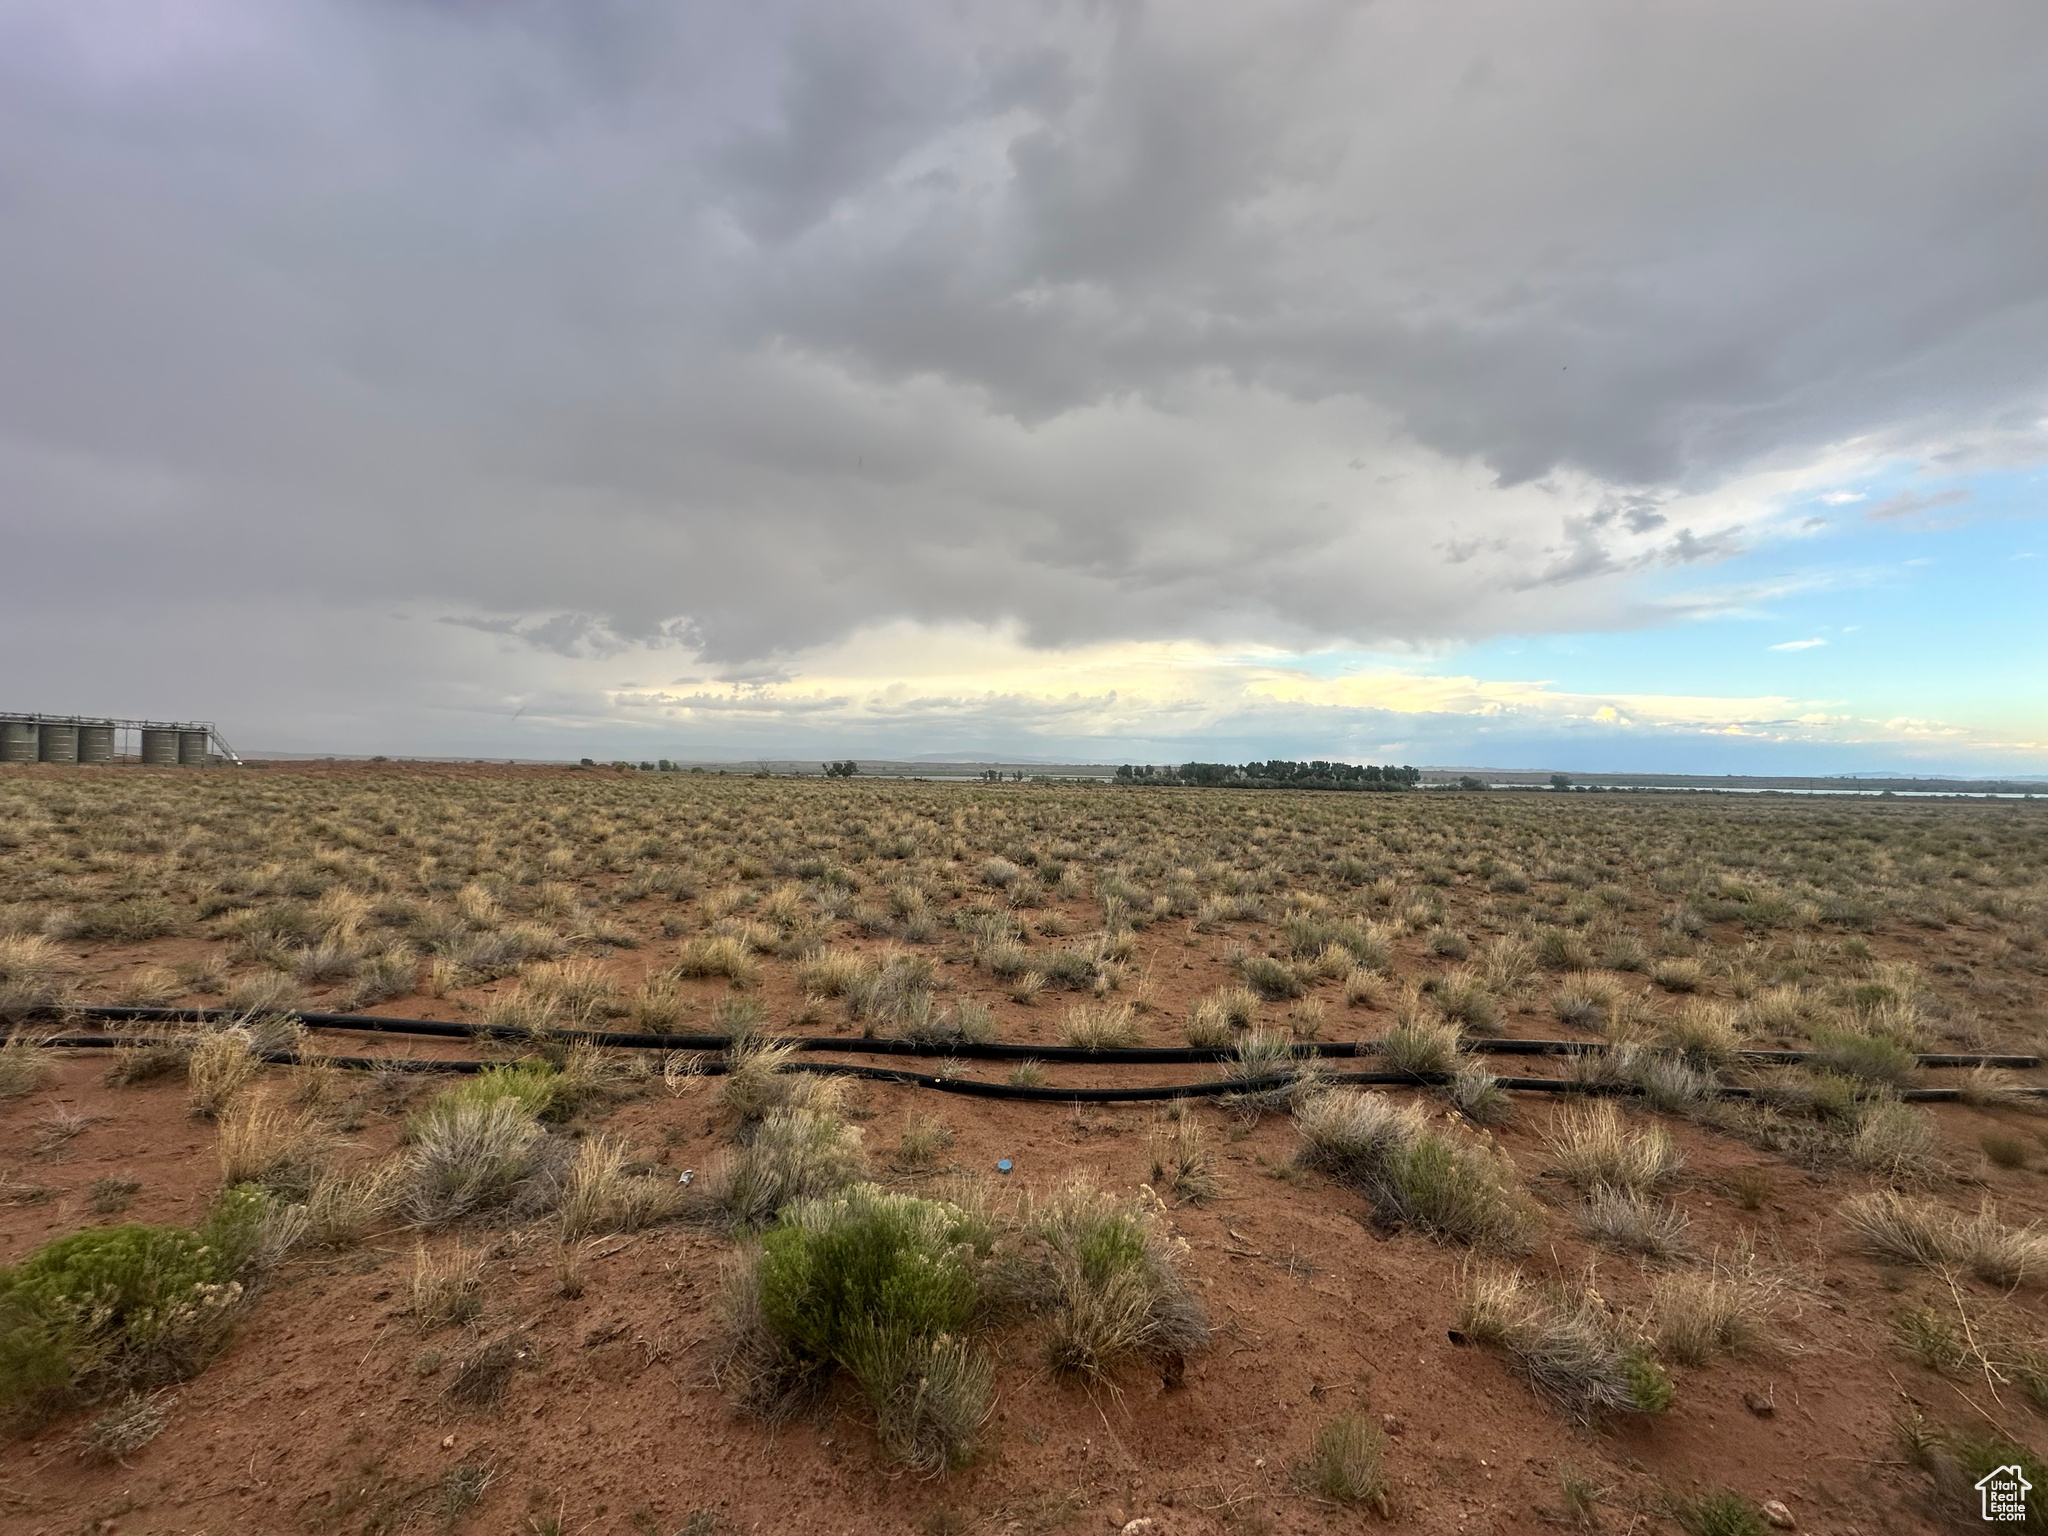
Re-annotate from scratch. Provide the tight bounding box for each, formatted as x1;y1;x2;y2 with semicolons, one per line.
6;1042;2047;1536
3;765;2045;1535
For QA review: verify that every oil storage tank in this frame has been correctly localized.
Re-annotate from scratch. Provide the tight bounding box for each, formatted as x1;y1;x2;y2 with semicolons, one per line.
140;728;180;766
77;723;116;764
37;723;78;763
1;720;35;763
177;729;212;766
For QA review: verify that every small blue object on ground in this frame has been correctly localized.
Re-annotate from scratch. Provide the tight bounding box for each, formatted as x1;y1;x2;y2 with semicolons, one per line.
996;1159;1013;1175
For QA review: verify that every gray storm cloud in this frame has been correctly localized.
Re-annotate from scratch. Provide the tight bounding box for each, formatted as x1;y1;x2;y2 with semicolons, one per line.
2;0;2045;697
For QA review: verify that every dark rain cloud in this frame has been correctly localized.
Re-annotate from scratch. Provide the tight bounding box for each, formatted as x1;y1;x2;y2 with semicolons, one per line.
2;0;2044;733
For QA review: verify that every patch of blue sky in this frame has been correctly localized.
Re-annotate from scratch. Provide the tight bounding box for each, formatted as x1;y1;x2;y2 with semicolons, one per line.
1440;462;2046;738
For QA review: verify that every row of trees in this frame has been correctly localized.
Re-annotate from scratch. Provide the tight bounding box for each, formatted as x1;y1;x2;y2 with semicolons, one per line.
1114;760;1421;791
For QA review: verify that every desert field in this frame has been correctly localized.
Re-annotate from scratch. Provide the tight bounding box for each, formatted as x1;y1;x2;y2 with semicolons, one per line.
2;763;2046;1536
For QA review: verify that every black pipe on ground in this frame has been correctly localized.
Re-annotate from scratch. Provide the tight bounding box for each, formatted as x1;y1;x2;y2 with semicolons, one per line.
26;1034;2048;1105
31;1005;2043;1071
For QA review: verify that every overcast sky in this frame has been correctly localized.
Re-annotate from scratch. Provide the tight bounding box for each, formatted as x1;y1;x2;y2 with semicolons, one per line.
4;0;2044;771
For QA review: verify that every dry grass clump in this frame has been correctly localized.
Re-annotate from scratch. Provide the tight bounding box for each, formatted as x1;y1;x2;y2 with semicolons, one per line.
1148;1115;1219;1205
1457;1266;1673;1420
77;1389;173;1465
517;958;620;1027
718;1037;798;1119
1439;1065;1507;1127
222;971;303;1017
895;1114;955;1170
215;1098;330;1199
1845;1098;1945;1182
300;1161;405;1248
1535;929;1596;973
1288;996;1328;1039
1650;1249;1781;1365
1295;1090;1534;1249
1343;966;1390;1009
442;1334;525;1411
405;1094;547;1226
1840;1191;2048;1286
673;934;761;986
628;975;691;1033
1023;1178;1210;1384
844;951;938;1032
1543;1101;1682;1197
1057;1001;1140;1050
899;998;995;1050
1222;1029;1323;1114
1956;1066;2036;1108
1184;996;1233;1048
1660;1002;1742;1071
409;1240;485;1330
1293;1413;1387;1509
1892;1298;2048;1410
557;1133;684;1239
1427;966;1499;1034
112;966;184;1008
186;1028;260;1119
1649;956;1704;993
711;1107;868;1230
1580;1189;1690;1259
1380;1010;1461;1078
102;1040;193;1087
1810;1026;1917;1087
796;948;868;998
1207;985;1262;1031
1236;952;1305;1000
0;1033;57;1100
1481;933;1536;991
0;934;66;1015
716;1038;846;1123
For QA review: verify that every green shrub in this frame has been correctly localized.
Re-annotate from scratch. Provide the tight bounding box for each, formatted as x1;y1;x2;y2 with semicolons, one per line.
0;1188;269;1427
429;1061;561;1123
753;1186;992;1472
